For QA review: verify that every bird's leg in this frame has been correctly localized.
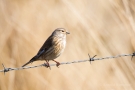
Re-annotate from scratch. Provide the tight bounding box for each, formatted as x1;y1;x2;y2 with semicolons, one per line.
45;60;51;70
52;60;60;67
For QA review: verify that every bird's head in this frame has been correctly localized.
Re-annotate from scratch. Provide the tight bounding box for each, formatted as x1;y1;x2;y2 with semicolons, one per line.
52;28;70;38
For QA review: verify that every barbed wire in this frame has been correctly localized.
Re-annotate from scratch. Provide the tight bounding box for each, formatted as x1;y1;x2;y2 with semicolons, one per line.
0;52;135;74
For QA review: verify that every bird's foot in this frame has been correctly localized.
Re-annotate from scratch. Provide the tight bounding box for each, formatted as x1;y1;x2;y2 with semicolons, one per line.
44;63;51;70
53;60;60;68
56;62;60;67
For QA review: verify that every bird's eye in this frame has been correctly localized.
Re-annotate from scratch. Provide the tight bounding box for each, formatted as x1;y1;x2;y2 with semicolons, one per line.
61;30;64;32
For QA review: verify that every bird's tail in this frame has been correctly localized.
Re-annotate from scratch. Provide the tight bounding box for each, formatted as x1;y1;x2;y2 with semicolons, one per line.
22;56;37;67
22;61;32;67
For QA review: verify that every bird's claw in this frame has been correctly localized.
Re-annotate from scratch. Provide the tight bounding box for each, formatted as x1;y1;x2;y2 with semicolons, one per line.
44;63;51;70
56;62;60;68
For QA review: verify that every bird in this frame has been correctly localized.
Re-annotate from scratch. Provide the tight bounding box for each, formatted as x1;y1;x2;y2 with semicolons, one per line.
22;28;70;68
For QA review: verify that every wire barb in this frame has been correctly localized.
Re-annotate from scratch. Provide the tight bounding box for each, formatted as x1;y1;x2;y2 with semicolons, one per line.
88;54;97;64
131;52;135;60
2;64;11;75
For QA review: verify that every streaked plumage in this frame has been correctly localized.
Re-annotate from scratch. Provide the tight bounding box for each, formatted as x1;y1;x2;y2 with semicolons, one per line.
22;28;69;68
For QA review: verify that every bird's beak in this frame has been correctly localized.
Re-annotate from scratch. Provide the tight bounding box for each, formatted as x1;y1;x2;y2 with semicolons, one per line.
66;32;70;34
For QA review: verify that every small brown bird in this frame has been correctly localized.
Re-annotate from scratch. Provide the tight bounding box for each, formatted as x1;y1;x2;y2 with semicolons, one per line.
22;28;70;68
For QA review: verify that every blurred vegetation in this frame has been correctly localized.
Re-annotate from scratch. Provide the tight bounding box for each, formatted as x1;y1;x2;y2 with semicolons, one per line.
0;0;135;90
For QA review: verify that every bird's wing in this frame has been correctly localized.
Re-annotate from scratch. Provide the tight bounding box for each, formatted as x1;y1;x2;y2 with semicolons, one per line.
22;35;54;67
36;35;54;57
35;49;45;58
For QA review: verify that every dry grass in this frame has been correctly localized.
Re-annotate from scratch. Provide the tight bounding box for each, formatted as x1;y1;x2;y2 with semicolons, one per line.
0;0;135;90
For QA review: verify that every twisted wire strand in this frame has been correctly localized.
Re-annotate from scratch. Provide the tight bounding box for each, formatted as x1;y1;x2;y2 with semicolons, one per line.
0;52;134;74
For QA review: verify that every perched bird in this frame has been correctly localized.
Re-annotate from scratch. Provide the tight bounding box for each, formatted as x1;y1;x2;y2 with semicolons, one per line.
22;28;70;68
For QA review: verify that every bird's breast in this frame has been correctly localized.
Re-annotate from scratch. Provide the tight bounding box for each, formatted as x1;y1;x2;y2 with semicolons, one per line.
54;38;66;56
43;37;66;60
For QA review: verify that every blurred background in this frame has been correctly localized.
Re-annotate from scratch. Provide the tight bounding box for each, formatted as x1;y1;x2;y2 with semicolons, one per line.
0;0;135;90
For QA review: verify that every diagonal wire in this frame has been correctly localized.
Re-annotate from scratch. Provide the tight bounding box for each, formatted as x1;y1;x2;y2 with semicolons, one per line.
0;52;135;74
